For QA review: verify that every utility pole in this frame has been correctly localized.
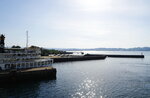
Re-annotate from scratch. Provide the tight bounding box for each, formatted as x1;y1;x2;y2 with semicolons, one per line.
26;30;28;48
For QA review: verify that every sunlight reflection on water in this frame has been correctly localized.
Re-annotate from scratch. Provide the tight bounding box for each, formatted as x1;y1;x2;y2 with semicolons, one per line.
72;78;99;98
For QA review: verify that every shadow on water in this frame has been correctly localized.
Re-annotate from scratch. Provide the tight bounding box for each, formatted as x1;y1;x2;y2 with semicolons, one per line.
0;79;57;98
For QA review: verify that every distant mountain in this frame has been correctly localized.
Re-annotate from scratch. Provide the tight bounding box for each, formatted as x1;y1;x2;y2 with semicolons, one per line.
50;47;150;51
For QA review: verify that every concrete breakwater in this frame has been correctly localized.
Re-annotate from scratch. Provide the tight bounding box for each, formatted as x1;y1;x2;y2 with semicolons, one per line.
85;54;144;58
106;54;144;58
0;67;56;83
46;53;144;63
52;55;106;63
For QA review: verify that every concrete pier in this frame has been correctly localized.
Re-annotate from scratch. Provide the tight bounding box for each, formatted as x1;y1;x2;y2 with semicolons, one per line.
0;67;56;83
85;54;144;58
52;55;106;63
106;54;144;58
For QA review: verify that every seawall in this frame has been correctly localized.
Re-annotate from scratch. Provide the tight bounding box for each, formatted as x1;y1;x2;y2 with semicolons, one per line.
85;54;144;58
106;54;144;58
53;55;106;63
0;67;56;83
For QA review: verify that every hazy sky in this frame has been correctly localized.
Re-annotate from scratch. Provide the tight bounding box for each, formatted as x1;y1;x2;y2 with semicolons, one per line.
0;0;150;48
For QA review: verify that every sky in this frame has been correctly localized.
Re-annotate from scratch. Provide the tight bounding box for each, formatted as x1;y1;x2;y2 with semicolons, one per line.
0;0;150;48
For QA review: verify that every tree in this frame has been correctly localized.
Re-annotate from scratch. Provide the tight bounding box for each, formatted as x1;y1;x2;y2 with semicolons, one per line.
11;45;21;48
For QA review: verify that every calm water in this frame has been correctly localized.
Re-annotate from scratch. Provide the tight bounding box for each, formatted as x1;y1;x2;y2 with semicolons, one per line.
0;51;150;98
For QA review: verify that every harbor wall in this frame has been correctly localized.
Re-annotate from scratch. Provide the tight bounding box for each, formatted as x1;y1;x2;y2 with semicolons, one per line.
106;54;144;58
0;67;56;83
53;55;106;63
85;54;144;58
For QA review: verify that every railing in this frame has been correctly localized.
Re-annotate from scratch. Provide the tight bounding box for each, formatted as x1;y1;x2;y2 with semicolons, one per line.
0;53;40;58
4;59;53;70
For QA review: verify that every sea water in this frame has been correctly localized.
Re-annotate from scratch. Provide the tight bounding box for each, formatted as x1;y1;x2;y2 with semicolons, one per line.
0;51;150;98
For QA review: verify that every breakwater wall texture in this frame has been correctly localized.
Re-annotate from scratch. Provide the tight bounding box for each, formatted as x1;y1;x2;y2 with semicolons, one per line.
53;55;106;63
0;67;56;83
85;54;144;58
106;54;144;58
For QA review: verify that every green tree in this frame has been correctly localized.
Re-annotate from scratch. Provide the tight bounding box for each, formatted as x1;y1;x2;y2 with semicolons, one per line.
11;45;21;48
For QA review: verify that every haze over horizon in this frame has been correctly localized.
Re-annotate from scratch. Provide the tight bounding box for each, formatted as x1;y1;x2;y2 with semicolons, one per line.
0;0;150;48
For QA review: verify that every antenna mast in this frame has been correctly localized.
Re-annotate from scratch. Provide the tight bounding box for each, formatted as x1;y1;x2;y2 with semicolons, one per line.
26;30;29;48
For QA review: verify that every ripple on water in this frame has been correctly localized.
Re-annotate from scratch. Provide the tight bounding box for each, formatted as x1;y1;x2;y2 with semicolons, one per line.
72;78;98;98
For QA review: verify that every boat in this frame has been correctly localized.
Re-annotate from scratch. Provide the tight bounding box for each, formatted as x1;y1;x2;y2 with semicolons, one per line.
0;34;53;71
